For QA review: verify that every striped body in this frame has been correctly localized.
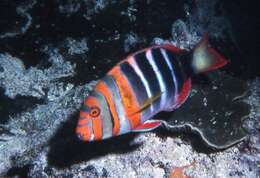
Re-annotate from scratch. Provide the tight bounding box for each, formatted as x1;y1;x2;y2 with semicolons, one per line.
76;45;192;141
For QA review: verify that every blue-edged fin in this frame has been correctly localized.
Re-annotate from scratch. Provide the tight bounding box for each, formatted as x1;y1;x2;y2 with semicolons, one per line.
132;120;162;132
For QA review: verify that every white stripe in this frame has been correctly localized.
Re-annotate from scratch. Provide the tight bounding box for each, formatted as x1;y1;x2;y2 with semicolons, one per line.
146;49;167;108
160;49;178;108
128;57;154;123
128;57;153;109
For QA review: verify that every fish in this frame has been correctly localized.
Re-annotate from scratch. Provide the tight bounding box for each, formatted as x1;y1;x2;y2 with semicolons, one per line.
76;34;228;141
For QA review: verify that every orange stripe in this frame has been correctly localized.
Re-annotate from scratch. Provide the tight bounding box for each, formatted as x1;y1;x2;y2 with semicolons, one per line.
95;81;120;136
77;108;91;140
84;96;102;140
79;111;88;120
78;117;87;126
92;115;102;140
108;66;141;129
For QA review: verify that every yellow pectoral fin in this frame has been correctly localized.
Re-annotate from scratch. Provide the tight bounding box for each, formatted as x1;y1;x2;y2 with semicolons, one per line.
130;92;162;116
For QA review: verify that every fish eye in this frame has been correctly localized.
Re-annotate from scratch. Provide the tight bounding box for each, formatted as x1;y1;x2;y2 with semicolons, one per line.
89;106;100;118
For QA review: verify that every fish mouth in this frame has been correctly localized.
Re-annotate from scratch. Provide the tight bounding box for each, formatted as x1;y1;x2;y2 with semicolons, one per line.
76;132;95;142
76;128;90;141
76;117;95;142
76;132;84;140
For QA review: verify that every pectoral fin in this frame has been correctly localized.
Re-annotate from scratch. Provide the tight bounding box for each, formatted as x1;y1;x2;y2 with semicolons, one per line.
130;92;162;116
132;120;162;132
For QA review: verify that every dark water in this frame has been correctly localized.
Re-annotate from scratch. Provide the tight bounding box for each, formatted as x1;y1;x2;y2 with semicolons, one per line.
0;0;258;75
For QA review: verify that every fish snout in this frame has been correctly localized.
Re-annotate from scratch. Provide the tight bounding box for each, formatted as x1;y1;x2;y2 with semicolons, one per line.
76;117;93;141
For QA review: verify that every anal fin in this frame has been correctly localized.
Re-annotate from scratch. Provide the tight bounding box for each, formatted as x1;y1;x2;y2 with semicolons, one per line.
132;120;162;132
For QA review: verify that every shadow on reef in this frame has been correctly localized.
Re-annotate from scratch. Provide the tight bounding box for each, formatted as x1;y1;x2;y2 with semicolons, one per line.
0;87;44;124
5;165;30;178
47;112;141;168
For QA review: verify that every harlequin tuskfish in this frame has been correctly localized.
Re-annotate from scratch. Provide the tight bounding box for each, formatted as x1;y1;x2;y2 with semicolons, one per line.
76;35;228;141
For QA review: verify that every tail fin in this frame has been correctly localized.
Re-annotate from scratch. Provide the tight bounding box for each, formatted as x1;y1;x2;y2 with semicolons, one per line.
191;34;228;74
